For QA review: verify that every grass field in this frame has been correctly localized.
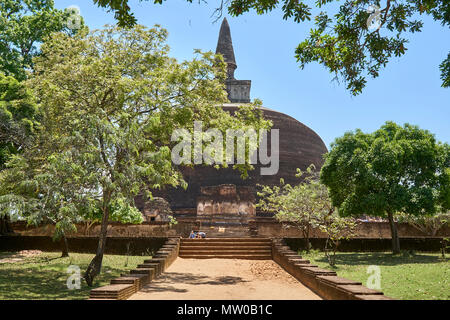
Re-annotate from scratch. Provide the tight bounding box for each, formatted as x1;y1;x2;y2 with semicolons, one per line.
0;251;147;300
300;250;449;300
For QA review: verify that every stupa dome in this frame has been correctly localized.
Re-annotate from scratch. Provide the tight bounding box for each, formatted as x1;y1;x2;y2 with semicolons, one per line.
136;18;328;214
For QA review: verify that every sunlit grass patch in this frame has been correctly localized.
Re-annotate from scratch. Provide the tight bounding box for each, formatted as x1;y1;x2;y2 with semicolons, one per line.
301;250;449;300
0;252;148;300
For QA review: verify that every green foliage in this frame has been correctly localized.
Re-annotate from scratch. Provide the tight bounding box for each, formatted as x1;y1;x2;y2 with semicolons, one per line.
257;165;327;248
0;24;268;241
397;211;450;236
0;0;85;80
233;0;450;93
320;121;450;218
167;214;178;227
78;197;144;225
109;198;144;224
258;164;357;255
93;0;141;27
0;152;87;239
319;213;358;266
0;73;38;169
92;0;450;94
439;52;450;88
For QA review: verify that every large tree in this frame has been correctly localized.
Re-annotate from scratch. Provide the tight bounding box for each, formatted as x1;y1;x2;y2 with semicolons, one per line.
92;0;449;95
320;121;450;254
0;1;85;234
0;0;84;81
3;24;268;285
0;73;38;234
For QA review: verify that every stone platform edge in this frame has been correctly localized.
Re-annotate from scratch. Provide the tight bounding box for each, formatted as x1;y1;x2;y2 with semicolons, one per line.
272;238;394;300
88;237;180;300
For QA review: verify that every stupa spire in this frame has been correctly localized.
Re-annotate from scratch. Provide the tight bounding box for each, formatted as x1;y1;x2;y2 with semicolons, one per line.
215;18;251;103
216;18;237;80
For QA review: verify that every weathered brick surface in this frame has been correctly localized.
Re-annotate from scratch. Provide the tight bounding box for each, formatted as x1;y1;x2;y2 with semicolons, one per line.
179;238;272;259
138;263;162;275
272;239;394;300
89;284;136;300
354;294;394;300
88;237;181;300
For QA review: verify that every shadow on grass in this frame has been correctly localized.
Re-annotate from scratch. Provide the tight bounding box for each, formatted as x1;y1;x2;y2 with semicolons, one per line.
307;252;447;267
0;255;136;300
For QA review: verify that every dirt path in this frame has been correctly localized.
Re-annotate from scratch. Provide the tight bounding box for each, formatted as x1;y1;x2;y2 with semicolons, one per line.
129;258;321;300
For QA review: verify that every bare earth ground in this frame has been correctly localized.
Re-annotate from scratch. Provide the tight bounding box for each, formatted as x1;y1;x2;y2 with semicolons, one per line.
129;258;321;300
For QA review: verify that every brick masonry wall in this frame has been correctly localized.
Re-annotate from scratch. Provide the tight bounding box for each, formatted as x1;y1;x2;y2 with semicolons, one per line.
0;235;445;253
251;220;450;238
285;237;445;252
272;239;393;300
10;220;450;239
0;236;167;255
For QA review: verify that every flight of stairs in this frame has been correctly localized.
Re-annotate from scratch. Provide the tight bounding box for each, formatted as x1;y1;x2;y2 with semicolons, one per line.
179;238;272;260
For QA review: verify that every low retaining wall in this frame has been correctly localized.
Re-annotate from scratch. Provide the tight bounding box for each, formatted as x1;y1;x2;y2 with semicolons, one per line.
10;220;450;239
90;237;181;300
1;235;445;254
272;239;393;300
10;221;194;238
285;237;445;252
251;220;450;238
0;236;167;255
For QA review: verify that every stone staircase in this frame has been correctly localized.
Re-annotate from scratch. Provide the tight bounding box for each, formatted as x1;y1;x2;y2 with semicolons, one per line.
179;238;272;260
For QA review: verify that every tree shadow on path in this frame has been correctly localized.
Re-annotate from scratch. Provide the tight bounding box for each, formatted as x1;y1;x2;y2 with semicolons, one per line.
139;272;248;294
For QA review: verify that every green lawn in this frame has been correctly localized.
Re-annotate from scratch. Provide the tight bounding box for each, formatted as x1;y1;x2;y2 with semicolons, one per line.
300;250;449;300
0;252;148;300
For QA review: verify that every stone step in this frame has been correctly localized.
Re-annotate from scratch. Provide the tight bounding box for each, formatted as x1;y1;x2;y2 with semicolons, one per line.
180;242;271;247
181;238;271;243
89;284;135;300
143;258;166;264
180;246;271;250
179;238;272;260
179;254;272;260
130;268;156;280
180;249;271;253
137;263;162;275
179;250;272;255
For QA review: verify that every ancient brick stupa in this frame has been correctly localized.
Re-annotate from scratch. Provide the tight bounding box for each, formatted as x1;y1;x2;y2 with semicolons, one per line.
136;18;327;232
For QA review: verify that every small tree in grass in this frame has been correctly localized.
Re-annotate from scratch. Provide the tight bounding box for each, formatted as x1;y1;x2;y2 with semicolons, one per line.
258;165;357;264
320;122;450;254
258;165;329;251
318;212;357;267
0;154;82;257
2;25;269;286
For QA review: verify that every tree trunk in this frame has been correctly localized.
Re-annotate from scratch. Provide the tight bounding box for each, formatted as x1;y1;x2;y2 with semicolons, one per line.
84;193;110;287
302;226;311;252
0;215;14;235
61;233;69;258
387;211;400;254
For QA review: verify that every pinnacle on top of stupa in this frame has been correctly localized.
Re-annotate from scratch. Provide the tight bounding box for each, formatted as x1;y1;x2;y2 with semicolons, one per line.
215;18;251;103
216;17;237;80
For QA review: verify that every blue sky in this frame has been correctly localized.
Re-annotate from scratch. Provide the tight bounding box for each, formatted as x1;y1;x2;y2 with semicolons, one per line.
55;0;449;148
